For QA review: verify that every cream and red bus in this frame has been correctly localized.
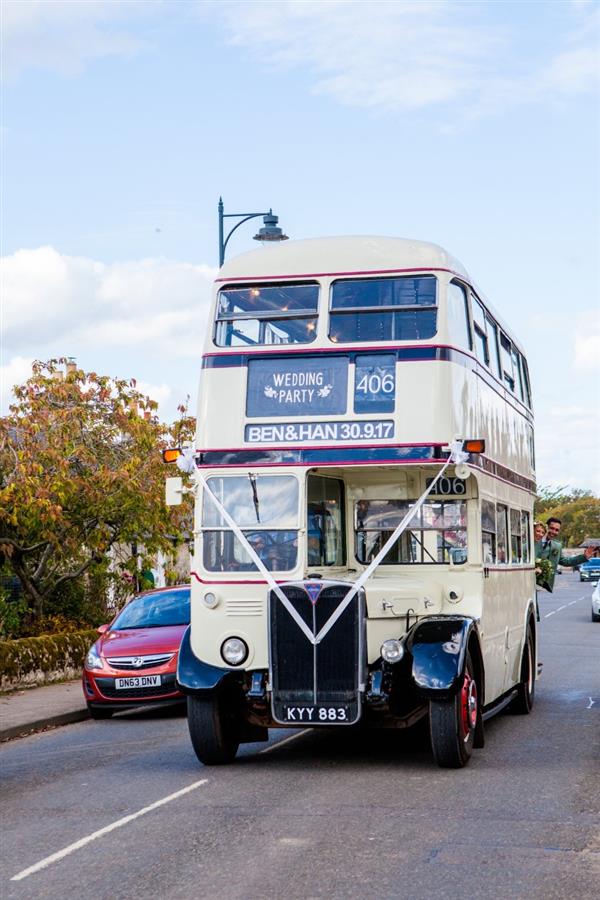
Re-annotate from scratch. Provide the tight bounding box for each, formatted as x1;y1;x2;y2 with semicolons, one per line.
166;236;537;768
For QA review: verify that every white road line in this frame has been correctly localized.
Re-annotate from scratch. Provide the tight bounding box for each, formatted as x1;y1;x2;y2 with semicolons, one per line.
568;600;577;606
556;605;566;611
587;697;596;709
259;729;311;754
545;610;556;617
11;779;209;882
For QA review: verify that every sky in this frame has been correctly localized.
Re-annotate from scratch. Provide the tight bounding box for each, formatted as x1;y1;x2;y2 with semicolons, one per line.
1;0;599;492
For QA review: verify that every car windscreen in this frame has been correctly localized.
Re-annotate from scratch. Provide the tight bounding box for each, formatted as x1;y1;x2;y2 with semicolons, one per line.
112;590;191;629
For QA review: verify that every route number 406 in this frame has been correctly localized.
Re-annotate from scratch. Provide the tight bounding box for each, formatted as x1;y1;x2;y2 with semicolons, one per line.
426;476;467;495
355;372;395;395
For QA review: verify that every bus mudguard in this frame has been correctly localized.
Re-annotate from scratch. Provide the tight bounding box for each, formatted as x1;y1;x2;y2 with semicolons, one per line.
176;626;237;694
405;616;481;699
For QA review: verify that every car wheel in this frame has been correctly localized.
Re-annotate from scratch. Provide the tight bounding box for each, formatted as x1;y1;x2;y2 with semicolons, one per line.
87;703;114;720
592;611;600;622
429;653;478;768
510;625;535;715
187;691;240;765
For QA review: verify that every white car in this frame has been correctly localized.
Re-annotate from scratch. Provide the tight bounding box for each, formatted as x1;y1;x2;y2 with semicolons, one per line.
592;581;600;622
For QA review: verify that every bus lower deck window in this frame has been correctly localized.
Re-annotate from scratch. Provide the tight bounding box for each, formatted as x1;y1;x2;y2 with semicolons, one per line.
354;499;467;565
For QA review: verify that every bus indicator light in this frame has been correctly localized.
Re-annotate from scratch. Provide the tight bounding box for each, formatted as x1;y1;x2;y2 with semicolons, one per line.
162;447;182;464
462;439;485;454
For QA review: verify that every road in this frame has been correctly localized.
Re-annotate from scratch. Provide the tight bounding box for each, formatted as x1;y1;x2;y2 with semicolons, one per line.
2;572;599;900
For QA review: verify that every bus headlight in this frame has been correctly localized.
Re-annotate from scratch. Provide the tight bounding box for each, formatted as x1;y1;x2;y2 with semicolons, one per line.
221;637;249;667
381;639;404;664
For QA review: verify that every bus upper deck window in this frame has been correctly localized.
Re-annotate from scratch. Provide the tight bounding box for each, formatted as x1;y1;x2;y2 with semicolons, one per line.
329;276;437;343
214;282;319;347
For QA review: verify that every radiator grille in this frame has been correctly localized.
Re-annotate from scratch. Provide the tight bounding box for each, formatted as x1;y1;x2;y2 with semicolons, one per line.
105;653;174;670
269;581;364;724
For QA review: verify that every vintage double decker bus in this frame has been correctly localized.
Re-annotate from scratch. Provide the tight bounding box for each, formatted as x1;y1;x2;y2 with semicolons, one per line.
166;236;537;768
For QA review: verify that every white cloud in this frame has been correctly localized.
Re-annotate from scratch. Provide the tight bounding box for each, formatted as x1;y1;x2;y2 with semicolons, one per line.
206;0;599;117
1;246;216;418
0;355;35;413
1;0;158;78
2;246;216;353
135;379;173;409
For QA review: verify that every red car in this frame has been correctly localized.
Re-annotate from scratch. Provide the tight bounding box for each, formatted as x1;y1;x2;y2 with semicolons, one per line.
83;586;190;719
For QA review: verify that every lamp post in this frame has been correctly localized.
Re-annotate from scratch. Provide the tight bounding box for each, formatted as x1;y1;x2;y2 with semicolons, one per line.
218;197;289;267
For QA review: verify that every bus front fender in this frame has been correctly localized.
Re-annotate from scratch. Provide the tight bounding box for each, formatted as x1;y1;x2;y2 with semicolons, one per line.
406;616;479;698
176;626;237;694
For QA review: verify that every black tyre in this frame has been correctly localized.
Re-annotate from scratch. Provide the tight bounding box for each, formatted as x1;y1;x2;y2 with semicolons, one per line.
592;611;600;623
187;691;240;765
510;625;535;715
429;653;478;769
87;704;114;720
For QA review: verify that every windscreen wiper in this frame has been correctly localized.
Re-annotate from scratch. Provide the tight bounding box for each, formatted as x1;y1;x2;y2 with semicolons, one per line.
248;473;260;523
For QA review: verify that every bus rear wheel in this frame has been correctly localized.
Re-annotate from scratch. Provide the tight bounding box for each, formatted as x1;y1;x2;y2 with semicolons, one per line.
510;625;535;715
429;654;477;769
187;691;240;765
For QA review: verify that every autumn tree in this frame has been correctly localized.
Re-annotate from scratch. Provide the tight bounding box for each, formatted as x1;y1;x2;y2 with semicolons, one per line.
534;486;600;547
0;359;194;624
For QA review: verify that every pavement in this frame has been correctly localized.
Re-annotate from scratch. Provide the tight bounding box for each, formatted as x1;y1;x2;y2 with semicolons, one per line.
0;680;88;741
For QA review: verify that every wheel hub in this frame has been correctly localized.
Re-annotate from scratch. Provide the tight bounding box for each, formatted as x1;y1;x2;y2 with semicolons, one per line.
461;673;477;737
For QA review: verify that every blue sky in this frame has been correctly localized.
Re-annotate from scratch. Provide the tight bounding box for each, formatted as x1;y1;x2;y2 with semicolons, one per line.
1;0;599;491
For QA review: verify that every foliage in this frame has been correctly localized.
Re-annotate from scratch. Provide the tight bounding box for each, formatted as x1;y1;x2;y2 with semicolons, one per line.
534;557;553;589
534;486;600;547
0;359;194;627
0;629;98;690
0;587;28;640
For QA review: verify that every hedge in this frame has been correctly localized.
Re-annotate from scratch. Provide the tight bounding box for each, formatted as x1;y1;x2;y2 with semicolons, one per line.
0;630;98;691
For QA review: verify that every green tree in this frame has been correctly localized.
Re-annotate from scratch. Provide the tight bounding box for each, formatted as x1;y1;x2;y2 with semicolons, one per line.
0;359;193;624
534;487;600;547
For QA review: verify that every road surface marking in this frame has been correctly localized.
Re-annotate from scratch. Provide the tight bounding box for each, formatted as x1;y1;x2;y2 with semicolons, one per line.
587;697;595;709
556;605;566;611
568;600;577;606
11;779;209;881
259;729;311;754
545;611;556;617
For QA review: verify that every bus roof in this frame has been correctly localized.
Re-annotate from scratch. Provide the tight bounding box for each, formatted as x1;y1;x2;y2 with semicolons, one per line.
217;236;527;356
218;236;471;282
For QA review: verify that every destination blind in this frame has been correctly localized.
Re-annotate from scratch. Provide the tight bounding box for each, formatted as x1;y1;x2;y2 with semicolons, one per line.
245;420;395;443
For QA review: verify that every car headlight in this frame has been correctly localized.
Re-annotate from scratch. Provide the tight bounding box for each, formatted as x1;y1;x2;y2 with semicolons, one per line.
220;637;249;666
381;639;404;664
85;644;104;670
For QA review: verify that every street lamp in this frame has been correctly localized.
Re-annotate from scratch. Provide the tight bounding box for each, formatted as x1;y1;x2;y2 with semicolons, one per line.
218;197;289;267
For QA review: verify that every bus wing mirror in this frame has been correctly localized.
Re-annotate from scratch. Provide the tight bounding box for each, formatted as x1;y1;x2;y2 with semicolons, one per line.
166;476;183;506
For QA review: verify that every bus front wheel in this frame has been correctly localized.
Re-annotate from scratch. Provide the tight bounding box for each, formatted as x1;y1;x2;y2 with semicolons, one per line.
187;691;240;765
429;654;477;768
